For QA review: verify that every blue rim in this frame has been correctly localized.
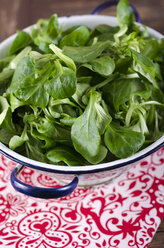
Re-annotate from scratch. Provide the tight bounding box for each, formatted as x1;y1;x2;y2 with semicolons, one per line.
0;141;164;175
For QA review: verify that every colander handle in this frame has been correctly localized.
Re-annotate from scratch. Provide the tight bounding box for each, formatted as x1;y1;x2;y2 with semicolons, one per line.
10;164;79;199
91;0;141;23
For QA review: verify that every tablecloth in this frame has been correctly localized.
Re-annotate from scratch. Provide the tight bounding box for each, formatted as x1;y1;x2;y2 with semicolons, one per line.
0;148;164;248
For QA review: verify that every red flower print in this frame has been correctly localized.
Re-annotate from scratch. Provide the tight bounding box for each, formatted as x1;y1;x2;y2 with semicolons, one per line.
117;219;141;239
16;211;72;248
155;185;164;205
0;193;27;225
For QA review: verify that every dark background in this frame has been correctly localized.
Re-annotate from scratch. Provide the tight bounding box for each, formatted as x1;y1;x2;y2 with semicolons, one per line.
0;0;164;247
0;0;164;42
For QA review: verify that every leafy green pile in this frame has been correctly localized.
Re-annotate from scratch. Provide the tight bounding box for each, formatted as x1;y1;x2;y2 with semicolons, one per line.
0;0;164;166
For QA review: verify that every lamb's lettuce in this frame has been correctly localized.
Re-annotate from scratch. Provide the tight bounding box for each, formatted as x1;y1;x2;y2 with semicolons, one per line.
0;0;163;166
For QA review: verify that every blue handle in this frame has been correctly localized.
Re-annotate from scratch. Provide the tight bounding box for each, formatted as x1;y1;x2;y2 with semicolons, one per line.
10;165;79;199
92;0;141;23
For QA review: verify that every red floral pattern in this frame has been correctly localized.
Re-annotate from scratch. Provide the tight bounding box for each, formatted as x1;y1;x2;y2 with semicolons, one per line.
0;148;164;248
0;193;27;225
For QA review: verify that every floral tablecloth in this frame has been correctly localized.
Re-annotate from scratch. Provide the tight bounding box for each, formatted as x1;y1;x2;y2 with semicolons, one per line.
0;148;164;248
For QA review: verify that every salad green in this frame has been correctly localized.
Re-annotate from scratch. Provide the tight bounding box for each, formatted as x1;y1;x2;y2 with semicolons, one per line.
0;0;164;166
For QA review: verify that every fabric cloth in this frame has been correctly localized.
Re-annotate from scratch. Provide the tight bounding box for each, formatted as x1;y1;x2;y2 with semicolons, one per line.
0;148;164;248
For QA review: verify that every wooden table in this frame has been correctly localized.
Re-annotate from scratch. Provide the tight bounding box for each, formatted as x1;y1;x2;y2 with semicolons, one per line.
0;0;164;247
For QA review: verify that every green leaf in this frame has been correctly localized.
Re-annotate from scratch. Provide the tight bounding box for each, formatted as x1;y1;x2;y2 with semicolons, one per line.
63;40;111;63
0;68;14;82
60;26;90;48
31;36;52;54
13;59;55;108
92;24;119;35
9;135;26;150
104;123;145;158
29;51;55;70
115;57;131;73
0;96;10;126
114;0;134;42
150;86;164;104
87;145;108;164
25;138;47;162
10;94;25;112
35;118;71;143
49;44;76;72
45;63;76;100
142;38;164;59
89;25;119;43
15;68;50;108
31;14;60;53
9;31;32;55
97;33;115;42
95;102;112;134
91;56;115;76
29;84;49;108
48;97;79;119
0;128;13;145
0;55;15;72
37;119;55;135
46;14;60;40
71;91;103;163
60;116;76;126
117;0;133;27
102;78;135;112
0;96;15;133
9;46;32;69
132;49;158;88
72;79;91;106
46;145;86;166
0;68;14;95
10;55;35;93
